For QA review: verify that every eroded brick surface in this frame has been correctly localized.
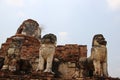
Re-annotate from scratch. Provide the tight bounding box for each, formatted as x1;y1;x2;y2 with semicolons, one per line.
55;44;87;62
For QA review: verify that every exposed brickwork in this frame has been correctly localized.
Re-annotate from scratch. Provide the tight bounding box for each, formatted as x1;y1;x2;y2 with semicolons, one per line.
0;38;87;60
0;34;40;59
55;44;87;62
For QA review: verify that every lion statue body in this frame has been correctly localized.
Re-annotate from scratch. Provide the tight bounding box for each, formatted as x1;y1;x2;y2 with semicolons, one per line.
90;34;108;77
38;33;57;74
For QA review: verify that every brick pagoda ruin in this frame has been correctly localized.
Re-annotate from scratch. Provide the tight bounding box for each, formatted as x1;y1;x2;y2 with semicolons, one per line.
0;19;119;80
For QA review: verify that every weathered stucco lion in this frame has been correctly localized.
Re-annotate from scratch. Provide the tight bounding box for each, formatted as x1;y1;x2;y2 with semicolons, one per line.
90;34;108;77
37;33;57;74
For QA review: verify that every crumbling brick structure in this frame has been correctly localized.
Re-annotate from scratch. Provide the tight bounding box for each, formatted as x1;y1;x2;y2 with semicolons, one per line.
0;19;119;80
0;19;87;79
0;35;40;58
0;19;41;71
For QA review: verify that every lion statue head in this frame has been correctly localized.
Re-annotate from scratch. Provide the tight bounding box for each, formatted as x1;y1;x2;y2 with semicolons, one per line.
92;34;107;47
41;33;57;44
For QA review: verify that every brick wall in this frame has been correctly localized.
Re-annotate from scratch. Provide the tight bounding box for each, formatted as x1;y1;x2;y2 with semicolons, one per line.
55;44;87;62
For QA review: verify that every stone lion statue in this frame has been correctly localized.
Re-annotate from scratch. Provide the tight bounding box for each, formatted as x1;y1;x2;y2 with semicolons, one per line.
37;33;57;74
90;34;108;77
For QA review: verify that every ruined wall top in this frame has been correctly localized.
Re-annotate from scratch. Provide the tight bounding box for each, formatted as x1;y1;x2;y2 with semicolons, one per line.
16;19;41;40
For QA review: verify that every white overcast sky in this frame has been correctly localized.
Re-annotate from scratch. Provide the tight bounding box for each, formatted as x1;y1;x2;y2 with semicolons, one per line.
0;0;120;77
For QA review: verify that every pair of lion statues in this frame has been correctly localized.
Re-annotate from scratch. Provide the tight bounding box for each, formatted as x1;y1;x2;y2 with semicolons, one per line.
39;33;109;77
